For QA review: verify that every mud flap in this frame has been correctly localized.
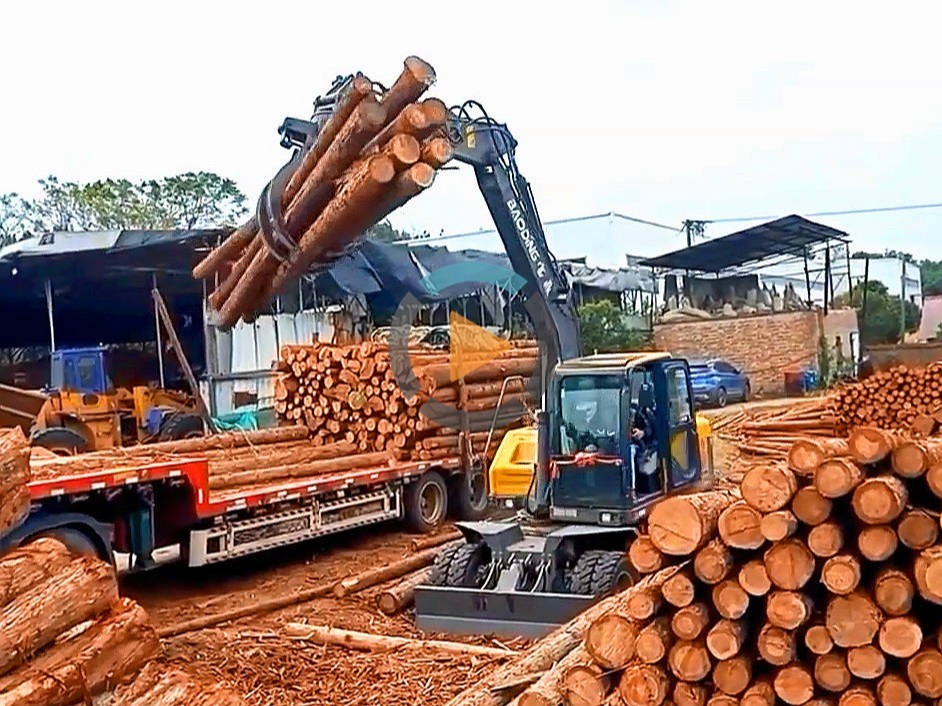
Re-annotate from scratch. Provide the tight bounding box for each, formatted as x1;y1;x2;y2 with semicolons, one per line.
414;585;596;639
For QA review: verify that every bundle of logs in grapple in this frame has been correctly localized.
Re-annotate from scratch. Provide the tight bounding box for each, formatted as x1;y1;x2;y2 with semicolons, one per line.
832;362;942;436
193;55;453;326
275;340;537;461
0;538;244;705
448;426;942;706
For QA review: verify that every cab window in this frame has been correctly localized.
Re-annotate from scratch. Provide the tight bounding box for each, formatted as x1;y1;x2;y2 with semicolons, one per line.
666;367;692;425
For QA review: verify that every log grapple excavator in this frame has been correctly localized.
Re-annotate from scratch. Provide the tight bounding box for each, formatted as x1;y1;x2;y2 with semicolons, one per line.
277;74;710;638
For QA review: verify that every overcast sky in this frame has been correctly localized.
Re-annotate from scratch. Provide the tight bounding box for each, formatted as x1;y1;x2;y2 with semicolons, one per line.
1;1;939;258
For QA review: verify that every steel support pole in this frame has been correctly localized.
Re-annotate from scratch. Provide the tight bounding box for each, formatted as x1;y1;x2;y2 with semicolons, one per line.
44;279;56;351
153;273;166;388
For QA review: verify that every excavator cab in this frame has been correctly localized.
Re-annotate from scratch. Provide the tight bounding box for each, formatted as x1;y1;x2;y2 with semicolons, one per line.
415;353;706;637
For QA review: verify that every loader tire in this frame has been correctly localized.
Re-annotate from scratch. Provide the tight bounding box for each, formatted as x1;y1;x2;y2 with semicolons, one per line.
30;427;88;456
444;543;489;588
427;544;462;586
160;413;205;441
570;550;634;596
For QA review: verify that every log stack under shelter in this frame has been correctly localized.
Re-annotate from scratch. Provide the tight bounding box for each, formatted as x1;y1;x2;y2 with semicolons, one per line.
446;424;942;706
193;55;454;327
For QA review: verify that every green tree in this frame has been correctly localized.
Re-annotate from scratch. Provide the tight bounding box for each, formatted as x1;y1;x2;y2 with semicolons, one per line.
0;192;35;245
835;280;920;345
920;259;942;295
143;172;246;228
577;299;650;353
366;220;430;243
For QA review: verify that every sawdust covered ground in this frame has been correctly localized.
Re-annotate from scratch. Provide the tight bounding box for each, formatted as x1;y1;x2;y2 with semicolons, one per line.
123;522;525;706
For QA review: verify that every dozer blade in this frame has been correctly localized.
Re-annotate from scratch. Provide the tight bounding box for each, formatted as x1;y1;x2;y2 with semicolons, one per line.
414;585;595;639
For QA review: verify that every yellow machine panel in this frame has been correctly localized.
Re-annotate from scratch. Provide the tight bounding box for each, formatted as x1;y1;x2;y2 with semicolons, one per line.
488;427;538;501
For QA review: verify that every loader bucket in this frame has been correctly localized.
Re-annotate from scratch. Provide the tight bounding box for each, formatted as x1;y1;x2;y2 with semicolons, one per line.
413;584;595;639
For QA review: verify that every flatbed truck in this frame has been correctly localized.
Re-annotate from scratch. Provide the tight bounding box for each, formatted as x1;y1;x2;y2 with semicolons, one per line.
2;451;479;569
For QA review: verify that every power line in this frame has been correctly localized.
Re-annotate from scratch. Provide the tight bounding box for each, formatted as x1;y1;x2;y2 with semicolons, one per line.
706;201;942;224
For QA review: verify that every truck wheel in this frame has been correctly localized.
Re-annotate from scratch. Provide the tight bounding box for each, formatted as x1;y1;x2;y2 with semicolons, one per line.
570;550;634;596
716;387;728;408
33;528;102;559
450;467;489;521
160;413;205;441
404;471;448;533
30;427;88;456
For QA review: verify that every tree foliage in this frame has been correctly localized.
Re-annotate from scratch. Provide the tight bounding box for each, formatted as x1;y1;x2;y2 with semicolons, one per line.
366;220;431;243
0;172;246;244
577;299;650;353
835;279;920;345
851;249;942;297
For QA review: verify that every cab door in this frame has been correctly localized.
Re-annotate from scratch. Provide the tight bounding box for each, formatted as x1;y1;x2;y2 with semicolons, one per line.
655;360;701;489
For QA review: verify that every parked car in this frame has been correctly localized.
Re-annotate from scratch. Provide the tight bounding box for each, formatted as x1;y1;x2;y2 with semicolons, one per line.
689;359;750;408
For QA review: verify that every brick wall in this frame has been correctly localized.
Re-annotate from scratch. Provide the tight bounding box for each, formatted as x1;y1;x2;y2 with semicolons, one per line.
653;310;822;397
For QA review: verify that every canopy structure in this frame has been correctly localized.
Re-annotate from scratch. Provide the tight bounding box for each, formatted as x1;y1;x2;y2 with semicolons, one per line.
640;215;849;273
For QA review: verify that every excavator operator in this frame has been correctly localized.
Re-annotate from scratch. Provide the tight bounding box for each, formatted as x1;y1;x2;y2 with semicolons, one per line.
629;383;659;496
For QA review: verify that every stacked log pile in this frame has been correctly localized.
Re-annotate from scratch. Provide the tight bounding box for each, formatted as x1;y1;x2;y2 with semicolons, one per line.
0;538;159;705
193;55;454;327
0;429;29;535
833;363;942;435
110;662;245;706
449;426;942;706
274;340;537;461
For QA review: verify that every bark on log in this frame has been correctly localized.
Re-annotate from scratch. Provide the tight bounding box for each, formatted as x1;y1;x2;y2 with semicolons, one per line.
766;590;814;630
109;662;246;706
661;571;697;608
629;535;665;575
927;462;942;499
821;554;862;595
804;624;834;656
0;538;74;607
712;655;751;696
517;652;604;706
891;439;942;478
618;664;670;706
857;525;898;562
814;653;852;692
421;136;454;167
764;538;815;590
914;545;942;605
896;509;938;550
848;427;906;464
667;640;711;681
788;438;849;476
847;645;886;679
711;579;749;620
807;520;845;558
757;624;796;666
560;664;610;706
0;429;29;536
625;584;663;621
635;617;672;664
375;567;431;615
0;598;159;706
648;491;736;556
907;648;942;698
210;449;391;490
379;56;437;127
192;218;259;279
693;539;733;585
671;602;710;641
741;465;798;512
208;440;356;478
815;458;865;499
738;559;772;597
706;619;745;660
410;530;463;552
878;617;923;659
826;593;883;648
285;622;516;658
774;664;815;705
717;501;764;550
851;475;908;525
791;486;833;526
0;556;117;676
333;544;454;598
875;673;912;706
873;568;914;616
760;510;798;542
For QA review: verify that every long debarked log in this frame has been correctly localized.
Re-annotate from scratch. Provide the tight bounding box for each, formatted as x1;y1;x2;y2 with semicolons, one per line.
285;623;516;658
209;449;392;490
0;598;159;706
516;645;602;706
375;567;432;615
333;543;457;598
0;428;30;535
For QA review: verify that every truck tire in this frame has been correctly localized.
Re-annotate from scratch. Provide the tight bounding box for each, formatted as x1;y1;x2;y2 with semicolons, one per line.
450;466;489;521
570;550;634;596
30;427;88;456
33;527;102;559
404;471;448;533
159;413;205;441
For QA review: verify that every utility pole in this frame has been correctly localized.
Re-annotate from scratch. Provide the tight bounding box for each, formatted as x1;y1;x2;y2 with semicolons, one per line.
682;220;707;248
900;258;907;343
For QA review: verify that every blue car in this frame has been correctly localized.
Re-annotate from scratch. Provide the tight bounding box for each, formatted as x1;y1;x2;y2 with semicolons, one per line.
689;359;751;408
